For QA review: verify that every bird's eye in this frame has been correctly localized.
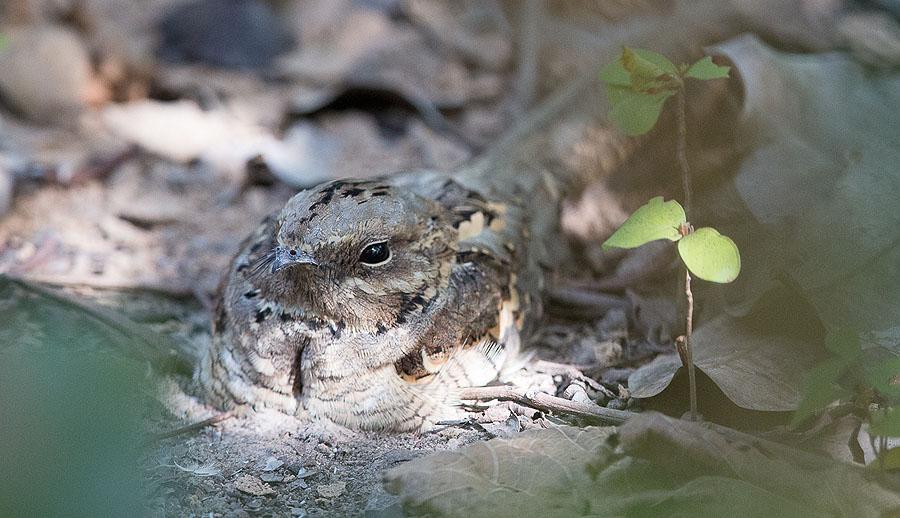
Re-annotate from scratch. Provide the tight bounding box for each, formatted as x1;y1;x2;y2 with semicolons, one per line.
359;241;391;266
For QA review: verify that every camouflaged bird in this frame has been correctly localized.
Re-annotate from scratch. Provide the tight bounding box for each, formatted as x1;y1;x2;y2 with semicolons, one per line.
199;77;624;431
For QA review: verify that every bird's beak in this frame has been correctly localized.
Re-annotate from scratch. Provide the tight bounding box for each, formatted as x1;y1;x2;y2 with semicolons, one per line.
271;247;318;273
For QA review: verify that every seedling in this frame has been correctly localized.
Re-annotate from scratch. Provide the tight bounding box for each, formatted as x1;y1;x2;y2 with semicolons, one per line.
600;48;738;420
793;329;900;470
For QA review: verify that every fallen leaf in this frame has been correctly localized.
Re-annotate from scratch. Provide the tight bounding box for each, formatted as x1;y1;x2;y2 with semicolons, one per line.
628;312;824;411
385;418;899;517
385;426;616;517
710;34;900;334
0;26;93;124
619;412;900;516
628;354;682;399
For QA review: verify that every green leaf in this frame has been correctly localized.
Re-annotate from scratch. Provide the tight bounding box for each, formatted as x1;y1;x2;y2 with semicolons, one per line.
600;48;680;135
599;59;631;87
677;227;741;283
685;56;731;80
620;47;678;90
790;358;853;427
883;447;900;470
866;357;900;403
824;328;861;362
602;197;686;250
607;87;673;135
600;47;678;88
871;408;900;437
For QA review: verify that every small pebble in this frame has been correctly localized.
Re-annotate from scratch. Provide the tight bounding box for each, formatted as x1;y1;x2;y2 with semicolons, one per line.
607;398;628;411
261;456;284;471
316;481;346;498
296;467;317;479
260;472;284;483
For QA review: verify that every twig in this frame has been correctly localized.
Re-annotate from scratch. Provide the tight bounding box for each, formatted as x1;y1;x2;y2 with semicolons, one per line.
684;267;697;420
459;386;634;425
516;0;543;112
147;411;234;443
676;90;692;217
676;88;697;421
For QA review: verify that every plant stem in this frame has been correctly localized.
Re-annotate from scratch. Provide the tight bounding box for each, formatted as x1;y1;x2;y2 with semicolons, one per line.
684;266;697;420
676;90;692;218
676;87;697;420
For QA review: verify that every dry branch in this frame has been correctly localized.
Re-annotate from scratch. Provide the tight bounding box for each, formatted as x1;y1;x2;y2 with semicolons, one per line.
460;386;634;425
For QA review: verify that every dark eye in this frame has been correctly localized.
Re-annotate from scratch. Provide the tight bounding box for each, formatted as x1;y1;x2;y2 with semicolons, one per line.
359;241;391;266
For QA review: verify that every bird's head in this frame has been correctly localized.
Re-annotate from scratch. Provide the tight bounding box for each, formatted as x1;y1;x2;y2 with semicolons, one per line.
254;180;458;331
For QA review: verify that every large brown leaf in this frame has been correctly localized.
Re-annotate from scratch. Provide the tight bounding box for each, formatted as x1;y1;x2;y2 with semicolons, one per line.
712;34;900;333
384;426;616;517
629;312;824;410
385;417;900;517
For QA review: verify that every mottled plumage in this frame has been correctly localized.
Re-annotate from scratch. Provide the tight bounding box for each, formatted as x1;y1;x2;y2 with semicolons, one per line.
199;76;617;431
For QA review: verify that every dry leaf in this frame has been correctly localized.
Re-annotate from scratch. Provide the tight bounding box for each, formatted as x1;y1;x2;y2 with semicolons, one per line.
386;417;900;517
629;312;824;410
385;426;616;517
620;412;900;517
711;34;900;334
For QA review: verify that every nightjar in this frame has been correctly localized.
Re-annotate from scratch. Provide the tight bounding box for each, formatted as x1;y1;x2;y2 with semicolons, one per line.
199;77;614;431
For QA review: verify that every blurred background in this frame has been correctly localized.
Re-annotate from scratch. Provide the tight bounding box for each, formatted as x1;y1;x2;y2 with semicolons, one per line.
0;0;894;296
